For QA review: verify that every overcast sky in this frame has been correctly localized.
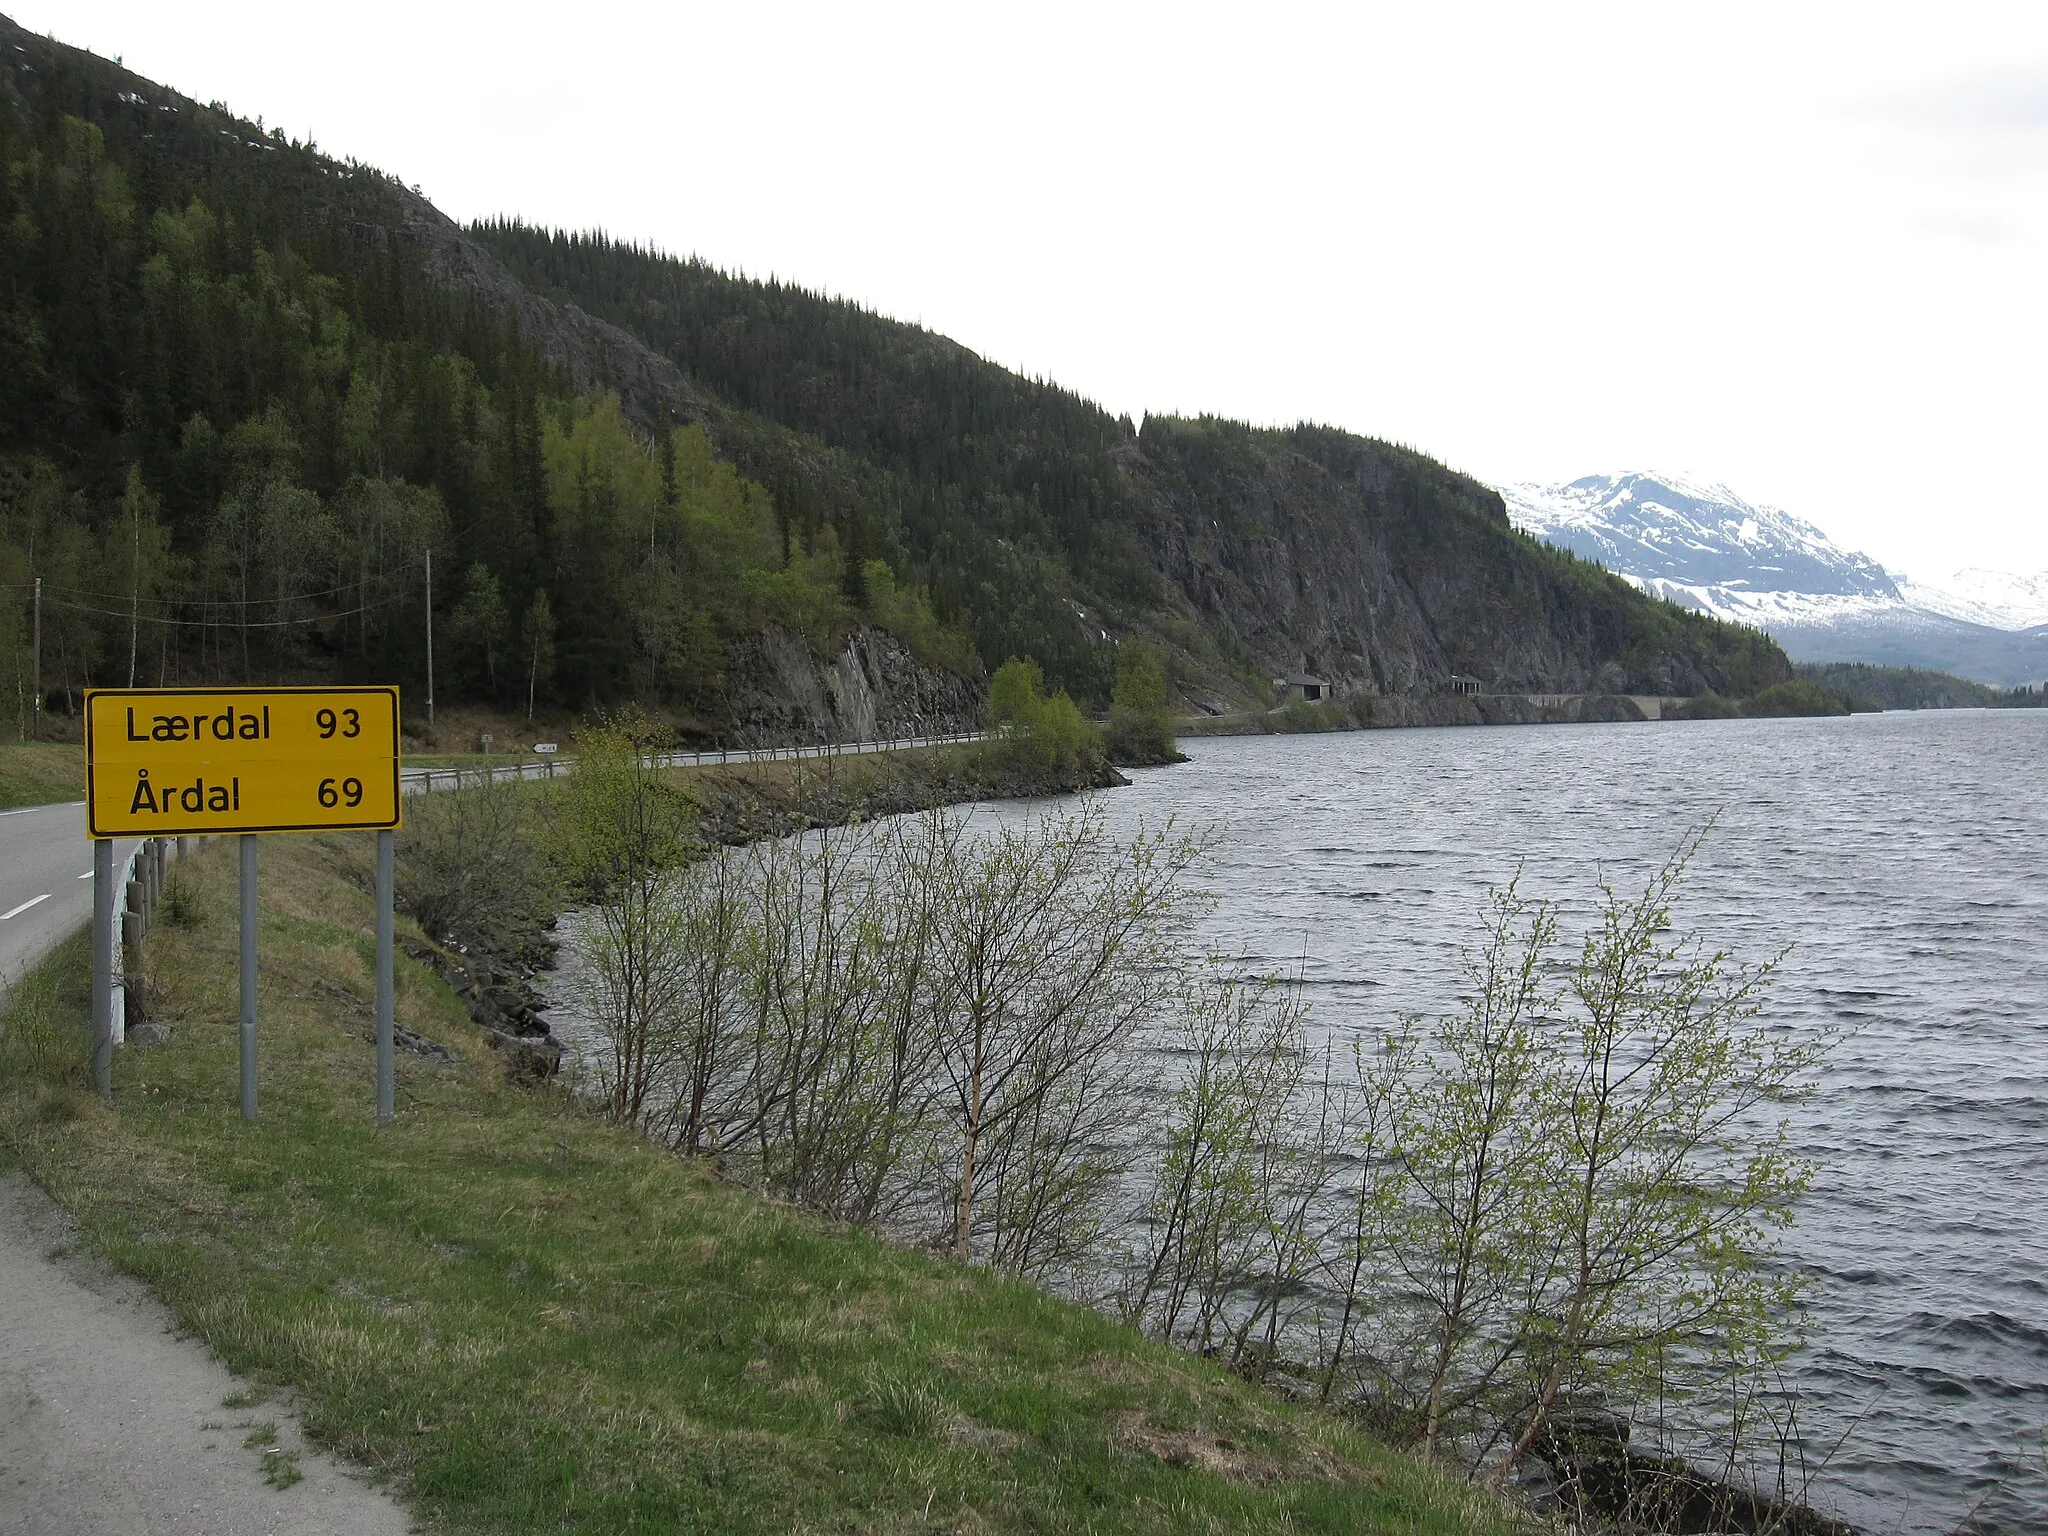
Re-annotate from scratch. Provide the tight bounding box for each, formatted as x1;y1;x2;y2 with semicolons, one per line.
20;1;2048;578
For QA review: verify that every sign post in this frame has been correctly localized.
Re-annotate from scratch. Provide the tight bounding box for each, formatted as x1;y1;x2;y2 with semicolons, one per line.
240;834;257;1118
375;828;395;1125
84;687;402;1121
91;838;113;1100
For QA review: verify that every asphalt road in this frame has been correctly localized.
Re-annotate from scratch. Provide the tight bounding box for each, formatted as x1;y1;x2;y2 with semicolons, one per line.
1;808;414;1532
0;1173;413;1535
0;801;132;992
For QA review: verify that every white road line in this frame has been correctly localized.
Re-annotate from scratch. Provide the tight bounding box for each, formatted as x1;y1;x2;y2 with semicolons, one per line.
77;871;93;879
0;894;53;920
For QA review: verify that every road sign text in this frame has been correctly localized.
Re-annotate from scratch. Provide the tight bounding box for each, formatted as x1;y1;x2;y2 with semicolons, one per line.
85;687;401;837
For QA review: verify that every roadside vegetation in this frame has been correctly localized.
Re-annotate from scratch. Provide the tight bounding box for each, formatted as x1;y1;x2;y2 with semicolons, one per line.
0;739;81;809
502;723;1834;1528
1104;641;1182;765
0;832;1520;1536
0;708;1840;1529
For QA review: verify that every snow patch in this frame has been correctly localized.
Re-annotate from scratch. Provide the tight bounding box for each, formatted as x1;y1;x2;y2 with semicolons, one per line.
1497;471;2048;684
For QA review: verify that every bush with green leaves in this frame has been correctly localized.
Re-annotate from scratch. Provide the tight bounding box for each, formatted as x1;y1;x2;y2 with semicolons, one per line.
1104;640;1178;764
986;657;1103;777
1132;833;1824;1496
394;768;559;947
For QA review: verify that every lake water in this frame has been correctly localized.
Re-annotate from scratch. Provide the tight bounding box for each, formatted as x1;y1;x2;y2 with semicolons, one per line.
970;712;2044;1534
540;710;2046;1530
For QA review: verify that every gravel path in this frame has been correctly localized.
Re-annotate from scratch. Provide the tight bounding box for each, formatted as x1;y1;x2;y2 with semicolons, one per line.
0;1170;413;1535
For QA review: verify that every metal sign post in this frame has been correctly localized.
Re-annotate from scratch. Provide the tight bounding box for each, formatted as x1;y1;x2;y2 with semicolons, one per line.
91;838;113;1100
82;686;402;1123
239;834;258;1118
375;828;395;1124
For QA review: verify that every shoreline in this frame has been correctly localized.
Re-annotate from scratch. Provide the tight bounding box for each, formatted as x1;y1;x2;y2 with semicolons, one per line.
1182;693;1679;737
412;742;1129;1081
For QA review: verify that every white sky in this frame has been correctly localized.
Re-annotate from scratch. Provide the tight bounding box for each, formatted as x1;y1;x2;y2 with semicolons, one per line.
19;1;2048;578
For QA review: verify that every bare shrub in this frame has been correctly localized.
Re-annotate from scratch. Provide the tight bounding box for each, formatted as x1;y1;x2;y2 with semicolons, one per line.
924;807;1205;1262
1122;973;1322;1356
554;713;695;1125
396;769;557;945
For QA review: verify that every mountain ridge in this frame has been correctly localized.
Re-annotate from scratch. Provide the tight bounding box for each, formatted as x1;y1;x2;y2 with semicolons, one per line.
470;225;1789;703
1500;472;2048;687
0;15;1790;728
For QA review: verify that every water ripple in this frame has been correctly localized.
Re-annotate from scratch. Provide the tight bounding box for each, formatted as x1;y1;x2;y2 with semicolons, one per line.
969;710;2048;1535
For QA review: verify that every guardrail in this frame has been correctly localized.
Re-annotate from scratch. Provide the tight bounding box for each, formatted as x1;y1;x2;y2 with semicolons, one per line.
107;835;168;1045
398;731;988;795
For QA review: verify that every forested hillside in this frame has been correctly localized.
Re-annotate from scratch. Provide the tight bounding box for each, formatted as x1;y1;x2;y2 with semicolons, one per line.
1794;662;2047;712
476;226;1790;703
0;17;967;738
1;14;1789;741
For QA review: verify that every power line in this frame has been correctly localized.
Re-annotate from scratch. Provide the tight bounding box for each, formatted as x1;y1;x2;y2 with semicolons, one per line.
0;576;410;607
37;591;407;629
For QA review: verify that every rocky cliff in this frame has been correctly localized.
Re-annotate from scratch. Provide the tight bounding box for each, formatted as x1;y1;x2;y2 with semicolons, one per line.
1123;420;1791;704
722;627;984;746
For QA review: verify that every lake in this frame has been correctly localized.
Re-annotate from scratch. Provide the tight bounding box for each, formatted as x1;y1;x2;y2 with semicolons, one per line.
541;709;2047;1531
972;711;2045;1534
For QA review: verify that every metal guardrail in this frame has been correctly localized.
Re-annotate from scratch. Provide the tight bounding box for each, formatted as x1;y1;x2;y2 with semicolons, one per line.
108;835;170;1047
398;731;989;795
90;734;982;1053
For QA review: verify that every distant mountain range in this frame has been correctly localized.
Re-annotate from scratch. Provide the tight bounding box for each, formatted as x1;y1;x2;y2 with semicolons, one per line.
1497;474;2048;688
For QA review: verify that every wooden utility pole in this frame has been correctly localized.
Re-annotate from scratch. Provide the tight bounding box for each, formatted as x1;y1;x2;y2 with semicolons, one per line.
128;507;141;687
424;549;435;728
30;575;40;741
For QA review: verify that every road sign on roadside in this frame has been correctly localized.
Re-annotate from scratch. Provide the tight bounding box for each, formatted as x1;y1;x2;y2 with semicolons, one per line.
84;687;401;837
84;685;405;1125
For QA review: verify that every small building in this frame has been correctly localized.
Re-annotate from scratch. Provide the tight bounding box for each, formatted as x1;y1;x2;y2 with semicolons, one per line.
1447;674;1482;697
1277;673;1329;702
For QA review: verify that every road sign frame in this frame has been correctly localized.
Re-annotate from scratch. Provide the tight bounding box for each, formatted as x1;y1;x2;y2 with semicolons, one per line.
85;685;404;1125
83;685;401;838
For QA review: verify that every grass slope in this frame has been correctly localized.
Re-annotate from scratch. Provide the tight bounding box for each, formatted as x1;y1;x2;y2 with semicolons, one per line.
0;834;1519;1535
0;741;83;810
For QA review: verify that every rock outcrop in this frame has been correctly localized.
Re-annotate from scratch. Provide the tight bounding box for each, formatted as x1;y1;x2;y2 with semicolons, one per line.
722;626;984;746
1124;421;1789;704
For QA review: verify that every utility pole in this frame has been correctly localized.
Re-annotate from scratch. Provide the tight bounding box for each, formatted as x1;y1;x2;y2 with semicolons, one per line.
30;575;40;742
424;549;435;728
128;508;141;687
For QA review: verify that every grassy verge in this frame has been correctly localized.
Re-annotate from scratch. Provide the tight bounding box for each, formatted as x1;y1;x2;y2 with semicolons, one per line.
0;740;83;808
0;834;1520;1535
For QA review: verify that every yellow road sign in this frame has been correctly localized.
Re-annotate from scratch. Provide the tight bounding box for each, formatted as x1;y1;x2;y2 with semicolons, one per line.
85;687;401;837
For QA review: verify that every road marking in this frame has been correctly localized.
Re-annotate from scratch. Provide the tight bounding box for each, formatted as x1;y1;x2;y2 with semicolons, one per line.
1;894;53;920
0;800;86;817
78;871;93;879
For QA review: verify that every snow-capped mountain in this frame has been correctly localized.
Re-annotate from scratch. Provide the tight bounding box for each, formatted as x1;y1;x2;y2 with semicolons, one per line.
1498;473;1898;604
1895;569;2048;632
1495;473;2048;688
